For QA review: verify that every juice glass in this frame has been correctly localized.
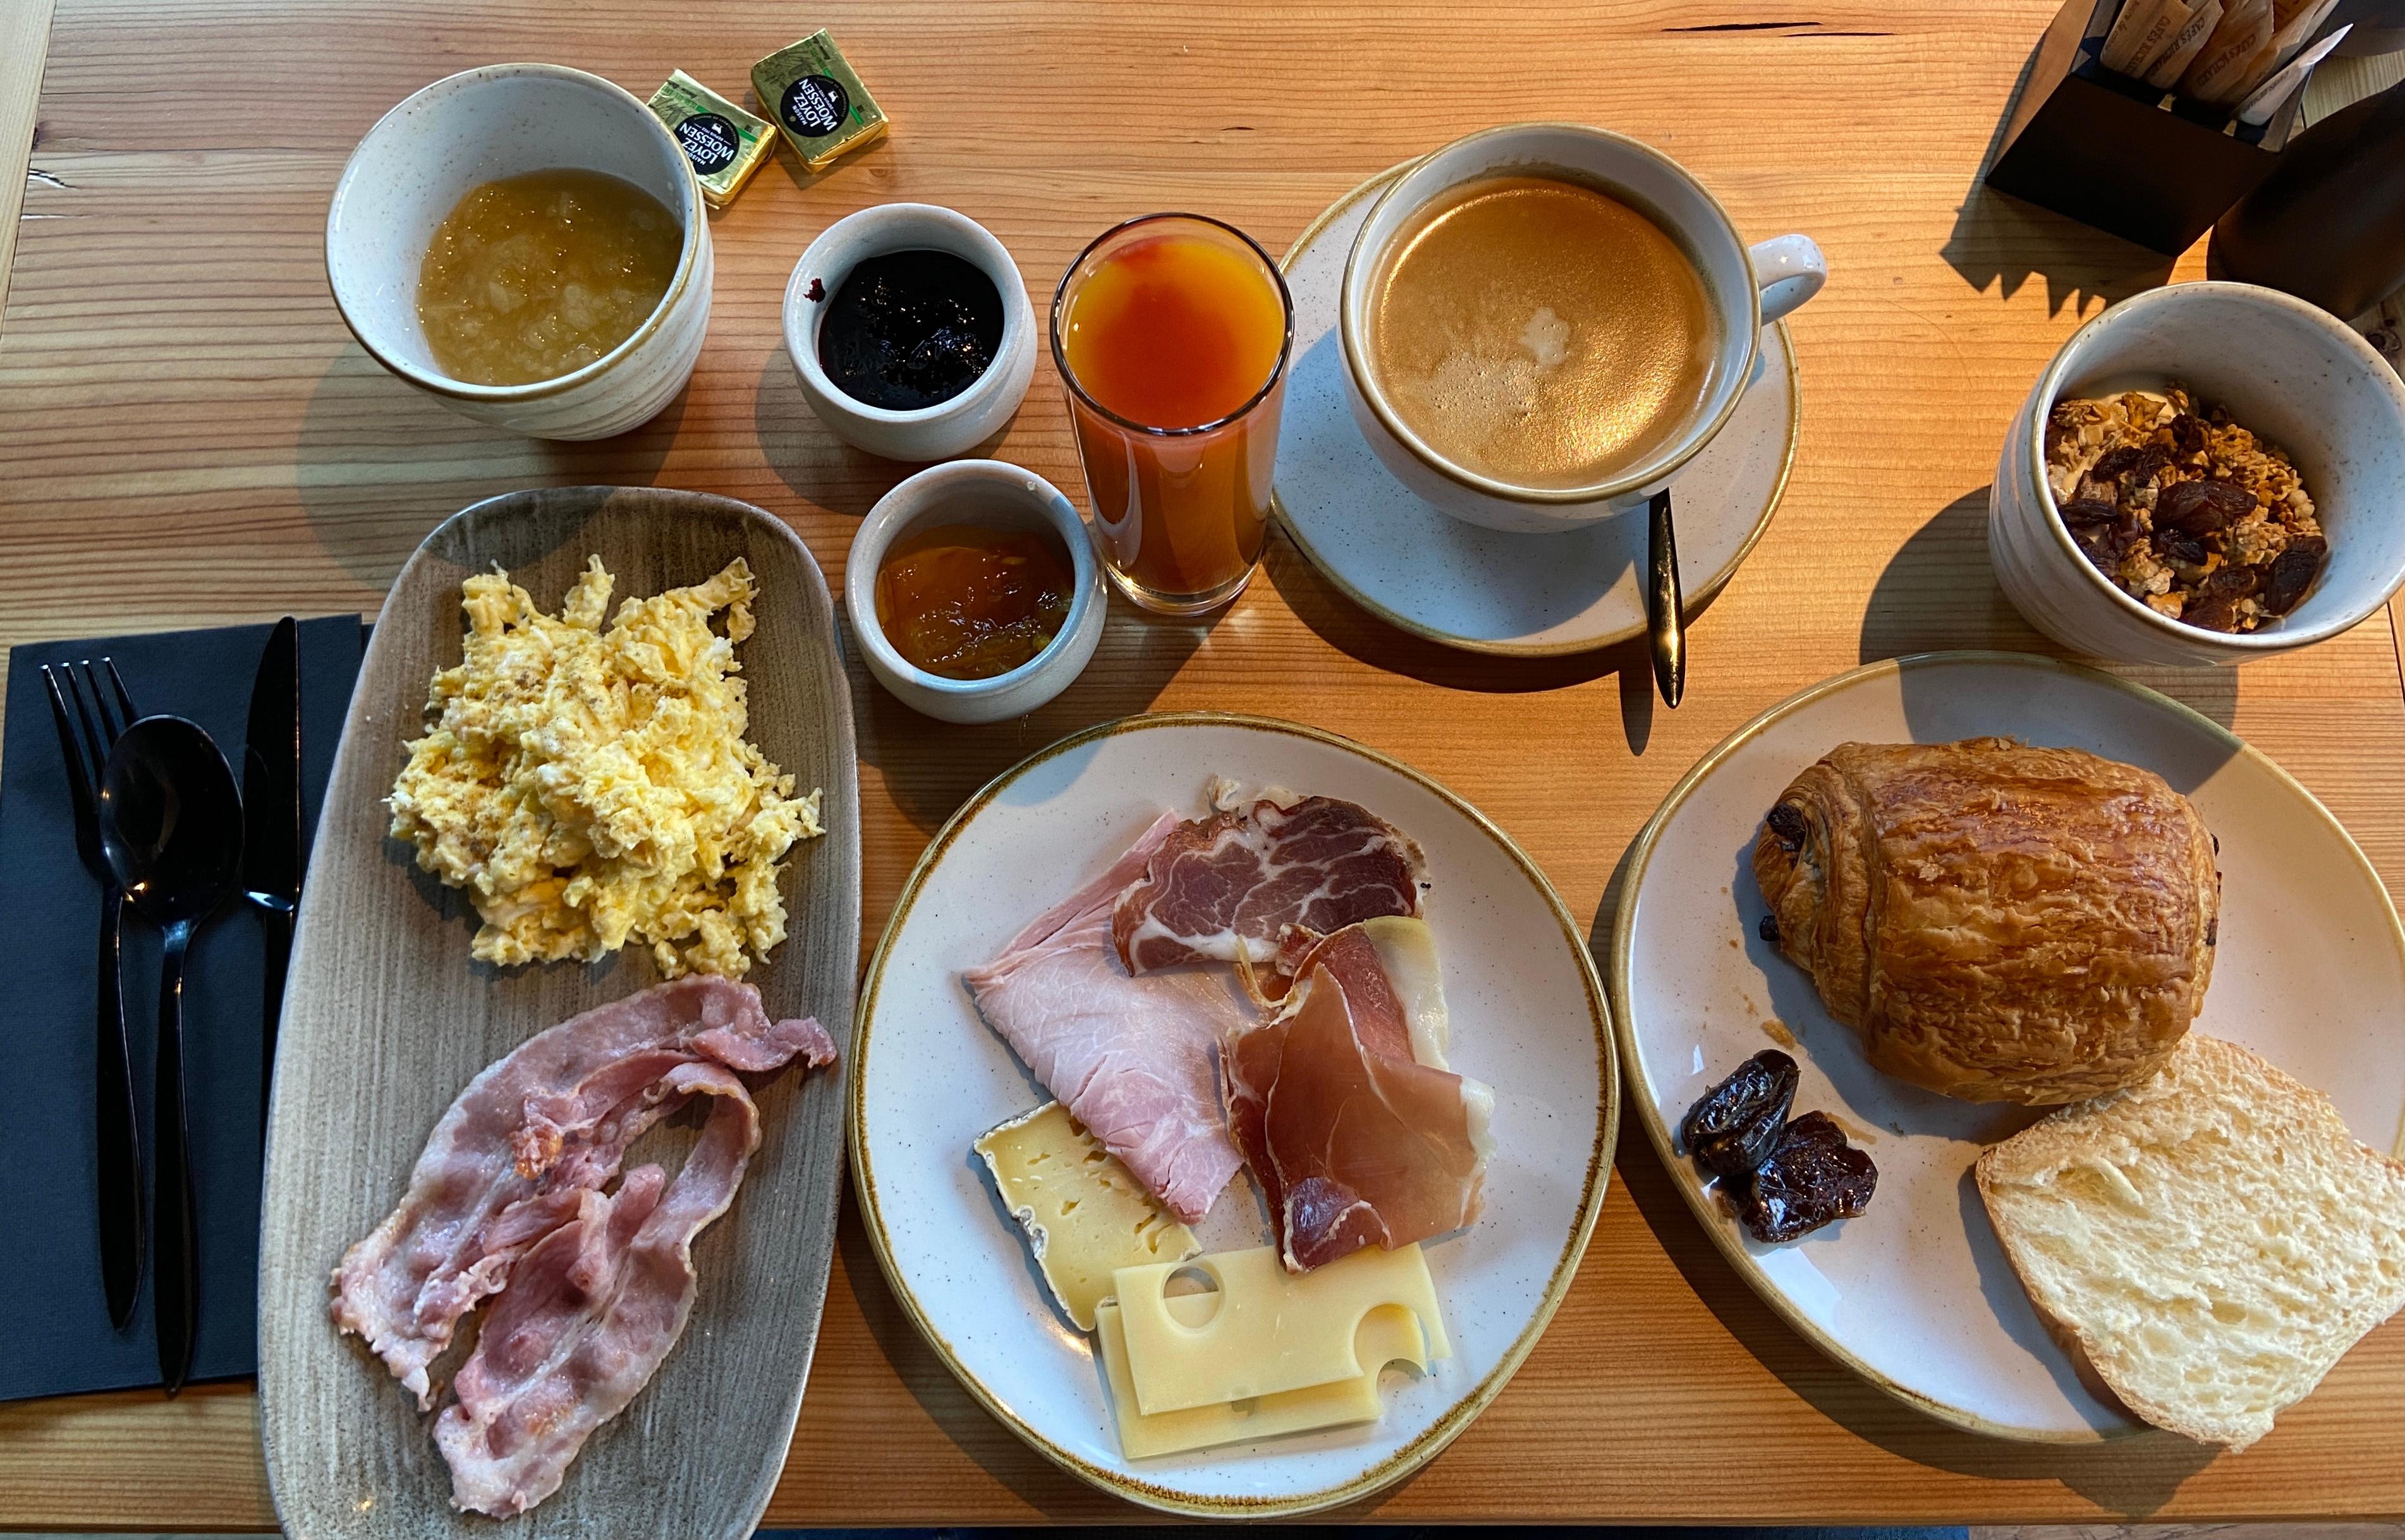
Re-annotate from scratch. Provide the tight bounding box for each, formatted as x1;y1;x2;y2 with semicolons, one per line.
1052;214;1294;615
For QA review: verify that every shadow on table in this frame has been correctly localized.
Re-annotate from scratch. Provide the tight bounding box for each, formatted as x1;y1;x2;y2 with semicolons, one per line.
294;343;685;589
847;586;1207;837
753;351;988;521
1581;851;2222;1520
829;1181;1502;1527
1263;532;1688;758
830;1198;1145;1521
1858;486;2240;732
1937;33;2177;317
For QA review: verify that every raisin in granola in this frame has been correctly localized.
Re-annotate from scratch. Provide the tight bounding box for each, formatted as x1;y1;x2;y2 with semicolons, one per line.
2043;386;2323;633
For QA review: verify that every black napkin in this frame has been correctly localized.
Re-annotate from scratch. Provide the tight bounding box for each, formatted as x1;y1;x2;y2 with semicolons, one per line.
0;617;366;1401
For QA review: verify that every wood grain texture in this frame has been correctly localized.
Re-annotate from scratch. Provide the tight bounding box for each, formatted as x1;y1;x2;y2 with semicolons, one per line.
255;488;859;1539
0;0;2399;1527
0;0;57;324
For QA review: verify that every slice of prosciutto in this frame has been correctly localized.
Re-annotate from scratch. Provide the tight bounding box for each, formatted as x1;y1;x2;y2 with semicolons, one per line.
1221;918;1494;1271
331;976;836;1410
1111;791;1428;976
963;812;1250;1223
434;1059;763;1517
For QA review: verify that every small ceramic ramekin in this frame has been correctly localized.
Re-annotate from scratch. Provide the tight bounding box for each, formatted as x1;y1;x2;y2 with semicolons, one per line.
846;459;1106;723
784;205;1037;462
326;64;712;442
1989;281;2405;667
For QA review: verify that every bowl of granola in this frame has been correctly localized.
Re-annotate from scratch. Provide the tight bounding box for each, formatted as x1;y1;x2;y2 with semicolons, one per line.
1990;281;2405;666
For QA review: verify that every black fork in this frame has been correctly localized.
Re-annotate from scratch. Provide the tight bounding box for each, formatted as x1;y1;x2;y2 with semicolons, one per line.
42;658;145;1330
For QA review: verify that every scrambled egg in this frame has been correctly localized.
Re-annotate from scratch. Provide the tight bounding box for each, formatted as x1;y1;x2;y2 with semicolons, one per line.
388;555;823;979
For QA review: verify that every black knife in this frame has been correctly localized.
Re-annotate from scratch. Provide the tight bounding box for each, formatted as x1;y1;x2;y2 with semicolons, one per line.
242;617;303;1132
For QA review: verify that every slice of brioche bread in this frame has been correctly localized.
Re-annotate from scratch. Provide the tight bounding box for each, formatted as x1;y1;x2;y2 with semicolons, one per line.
1975;1034;2405;1450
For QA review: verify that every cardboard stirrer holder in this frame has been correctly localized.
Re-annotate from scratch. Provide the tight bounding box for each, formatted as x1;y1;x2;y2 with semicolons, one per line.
1986;0;2306;254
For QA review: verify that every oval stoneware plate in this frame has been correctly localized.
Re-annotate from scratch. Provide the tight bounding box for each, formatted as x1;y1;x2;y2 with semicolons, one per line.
850;713;1616;1516
259;487;860;1539
1611;650;2405;1441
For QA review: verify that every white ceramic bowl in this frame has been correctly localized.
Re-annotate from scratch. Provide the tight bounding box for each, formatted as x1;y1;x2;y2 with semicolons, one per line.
1338;122;1825;534
846;459;1105;722
326;64;713;442
784;205;1037;462
1990;281;2405;666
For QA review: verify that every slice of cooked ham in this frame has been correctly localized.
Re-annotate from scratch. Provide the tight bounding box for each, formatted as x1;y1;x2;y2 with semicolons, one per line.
1222;921;1493;1271
1111;792;1428;975
963;812;1249;1223
331;977;835;1410
434;1059;762;1517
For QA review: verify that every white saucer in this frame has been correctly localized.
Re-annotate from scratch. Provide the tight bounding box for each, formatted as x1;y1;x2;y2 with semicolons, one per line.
1272;166;1799;657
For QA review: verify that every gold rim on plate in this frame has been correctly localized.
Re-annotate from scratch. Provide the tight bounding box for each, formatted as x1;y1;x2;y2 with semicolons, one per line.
1269;161;1800;658
847;710;1621;1517
1606;649;2405;1443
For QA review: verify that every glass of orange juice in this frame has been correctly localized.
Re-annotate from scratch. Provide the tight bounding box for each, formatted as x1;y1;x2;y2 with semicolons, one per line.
1052;214;1294;615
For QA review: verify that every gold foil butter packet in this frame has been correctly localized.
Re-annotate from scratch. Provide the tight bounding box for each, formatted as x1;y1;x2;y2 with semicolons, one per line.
752;30;889;172
647;71;774;209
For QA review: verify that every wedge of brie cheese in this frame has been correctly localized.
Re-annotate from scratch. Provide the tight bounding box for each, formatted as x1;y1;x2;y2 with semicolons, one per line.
973;1101;1200;1330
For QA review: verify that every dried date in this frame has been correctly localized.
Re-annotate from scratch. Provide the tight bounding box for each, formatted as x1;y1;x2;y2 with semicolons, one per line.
1681;1050;1799;1177
1731;1111;1878;1244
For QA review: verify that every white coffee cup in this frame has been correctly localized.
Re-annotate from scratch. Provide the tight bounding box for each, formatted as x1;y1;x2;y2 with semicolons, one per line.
1339;122;1825;534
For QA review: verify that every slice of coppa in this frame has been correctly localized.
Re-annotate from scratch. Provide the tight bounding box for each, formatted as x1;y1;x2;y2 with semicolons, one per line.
1111;788;1428;977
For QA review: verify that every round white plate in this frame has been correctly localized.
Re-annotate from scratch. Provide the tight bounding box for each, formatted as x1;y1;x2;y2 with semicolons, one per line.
851;713;1616;1515
1271;164;1799;656
1610;652;2405;1441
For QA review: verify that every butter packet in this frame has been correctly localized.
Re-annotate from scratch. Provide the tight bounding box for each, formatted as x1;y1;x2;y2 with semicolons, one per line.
647;71;774;209
752;30;889;172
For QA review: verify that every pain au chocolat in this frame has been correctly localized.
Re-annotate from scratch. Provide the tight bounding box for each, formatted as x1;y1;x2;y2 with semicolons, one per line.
1750;738;2219;1105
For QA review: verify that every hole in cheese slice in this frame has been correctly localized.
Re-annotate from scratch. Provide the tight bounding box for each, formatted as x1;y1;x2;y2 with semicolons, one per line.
1095;1294;1431;1458
1111;1242;1449;1416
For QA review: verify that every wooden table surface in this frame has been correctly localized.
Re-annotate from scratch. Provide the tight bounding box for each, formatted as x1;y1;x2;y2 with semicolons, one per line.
3;0;2401;1529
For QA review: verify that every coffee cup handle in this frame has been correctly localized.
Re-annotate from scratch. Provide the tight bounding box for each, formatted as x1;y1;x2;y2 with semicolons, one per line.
1748;234;1827;326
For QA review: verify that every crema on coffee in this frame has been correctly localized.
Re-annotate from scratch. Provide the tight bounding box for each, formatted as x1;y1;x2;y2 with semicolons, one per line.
1365;174;1719;490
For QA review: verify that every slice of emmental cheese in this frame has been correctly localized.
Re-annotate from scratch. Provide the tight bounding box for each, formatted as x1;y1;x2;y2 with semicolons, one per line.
973;1101;1199;1330
1112;1243;1450;1415
1095;1294;1431;1458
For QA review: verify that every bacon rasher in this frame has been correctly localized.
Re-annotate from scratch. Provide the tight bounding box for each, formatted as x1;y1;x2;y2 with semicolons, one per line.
330;977;834;1515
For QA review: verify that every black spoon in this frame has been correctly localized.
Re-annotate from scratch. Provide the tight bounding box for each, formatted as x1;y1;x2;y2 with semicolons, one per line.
98;716;245;1397
1646;487;1686;708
